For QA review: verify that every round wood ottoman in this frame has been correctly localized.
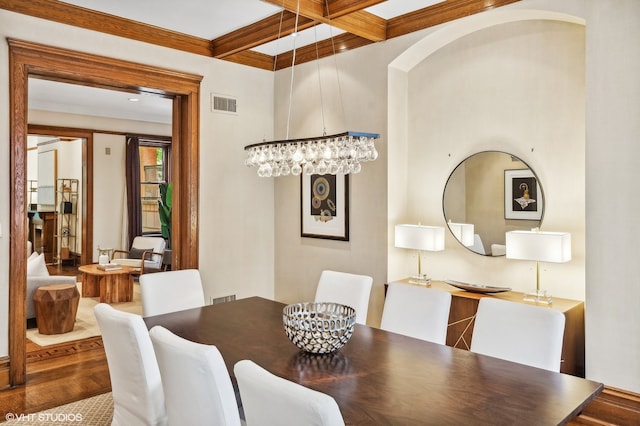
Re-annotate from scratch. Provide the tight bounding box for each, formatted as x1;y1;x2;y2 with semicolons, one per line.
33;283;80;335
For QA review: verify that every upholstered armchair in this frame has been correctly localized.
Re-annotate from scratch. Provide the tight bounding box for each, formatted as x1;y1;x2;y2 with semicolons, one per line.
110;236;166;274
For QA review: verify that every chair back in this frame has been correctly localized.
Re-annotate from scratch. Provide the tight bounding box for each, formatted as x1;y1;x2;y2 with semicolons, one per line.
470;297;565;371
314;270;372;325
132;236;166;269
234;360;345;426
93;303;167;426
149;326;241;426
380;283;452;344
140;269;205;317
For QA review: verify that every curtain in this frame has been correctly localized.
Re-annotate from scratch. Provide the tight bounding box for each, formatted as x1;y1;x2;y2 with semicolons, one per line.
125;136;142;246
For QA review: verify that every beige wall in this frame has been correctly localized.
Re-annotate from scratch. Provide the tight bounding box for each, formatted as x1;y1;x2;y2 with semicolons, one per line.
394;17;586;302
0;10;276;356
584;0;640;394
274;1;640;394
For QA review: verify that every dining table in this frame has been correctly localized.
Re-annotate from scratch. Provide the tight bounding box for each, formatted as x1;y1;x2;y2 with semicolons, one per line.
143;296;603;425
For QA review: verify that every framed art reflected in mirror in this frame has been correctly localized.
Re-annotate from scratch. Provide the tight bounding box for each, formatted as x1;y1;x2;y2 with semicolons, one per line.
301;174;349;240
504;169;543;220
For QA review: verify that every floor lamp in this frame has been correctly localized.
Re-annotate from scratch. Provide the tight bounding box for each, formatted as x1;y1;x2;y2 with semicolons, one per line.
506;230;571;304
395;224;445;285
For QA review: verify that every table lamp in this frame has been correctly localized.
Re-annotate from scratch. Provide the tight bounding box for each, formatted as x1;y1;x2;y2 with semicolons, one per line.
395;224;445;285
505;229;571;304
447;220;475;247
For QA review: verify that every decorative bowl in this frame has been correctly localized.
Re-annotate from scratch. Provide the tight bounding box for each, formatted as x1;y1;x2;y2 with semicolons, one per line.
283;302;356;354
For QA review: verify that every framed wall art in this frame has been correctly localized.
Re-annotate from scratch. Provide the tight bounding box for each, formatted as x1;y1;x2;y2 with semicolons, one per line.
504;169;543;220
301;173;349;240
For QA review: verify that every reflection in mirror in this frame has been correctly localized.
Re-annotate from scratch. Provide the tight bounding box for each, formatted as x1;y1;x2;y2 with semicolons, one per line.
442;151;544;256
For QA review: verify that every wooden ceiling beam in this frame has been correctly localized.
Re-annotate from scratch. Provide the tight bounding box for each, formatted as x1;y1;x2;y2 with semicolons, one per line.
224;50;276;71
212;11;315;59
1;0;523;71
387;0;521;39
0;0;213;57
262;0;385;19
274;32;372;71
262;0;387;42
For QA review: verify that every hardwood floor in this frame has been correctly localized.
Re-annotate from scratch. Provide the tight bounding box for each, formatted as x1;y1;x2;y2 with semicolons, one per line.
1;263;110;419
0;337;111;419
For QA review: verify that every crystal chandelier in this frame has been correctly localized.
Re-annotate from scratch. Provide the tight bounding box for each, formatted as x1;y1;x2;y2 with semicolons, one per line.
244;131;379;177
243;0;380;177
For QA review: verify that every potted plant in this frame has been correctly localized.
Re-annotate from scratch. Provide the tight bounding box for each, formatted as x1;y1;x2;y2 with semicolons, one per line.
158;182;172;269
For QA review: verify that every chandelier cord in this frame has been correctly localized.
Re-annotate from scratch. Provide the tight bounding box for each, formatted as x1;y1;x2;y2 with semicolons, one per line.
285;0;301;141
273;2;286;73
324;0;347;131
314;26;327;135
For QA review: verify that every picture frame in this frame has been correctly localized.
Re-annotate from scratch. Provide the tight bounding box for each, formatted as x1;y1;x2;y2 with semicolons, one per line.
301;173;349;240
504;169;543;220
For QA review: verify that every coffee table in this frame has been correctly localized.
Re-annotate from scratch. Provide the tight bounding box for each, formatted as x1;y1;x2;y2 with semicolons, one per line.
78;264;134;303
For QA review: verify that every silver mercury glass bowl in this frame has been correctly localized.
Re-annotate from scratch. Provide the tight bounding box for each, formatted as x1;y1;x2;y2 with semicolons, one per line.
283;302;356;354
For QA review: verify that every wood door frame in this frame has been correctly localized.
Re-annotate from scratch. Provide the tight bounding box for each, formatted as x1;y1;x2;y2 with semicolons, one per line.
8;39;202;385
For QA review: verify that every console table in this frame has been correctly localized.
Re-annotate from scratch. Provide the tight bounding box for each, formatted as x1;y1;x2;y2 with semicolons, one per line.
388;279;585;377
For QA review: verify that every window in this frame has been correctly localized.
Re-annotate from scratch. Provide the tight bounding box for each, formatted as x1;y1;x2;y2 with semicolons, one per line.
139;138;171;234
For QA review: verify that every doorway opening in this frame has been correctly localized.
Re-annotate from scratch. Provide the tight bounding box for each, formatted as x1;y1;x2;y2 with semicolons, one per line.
9;38;202;386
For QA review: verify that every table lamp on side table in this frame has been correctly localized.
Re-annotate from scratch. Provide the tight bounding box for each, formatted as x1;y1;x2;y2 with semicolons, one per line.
506;229;571;305
395;224;445;285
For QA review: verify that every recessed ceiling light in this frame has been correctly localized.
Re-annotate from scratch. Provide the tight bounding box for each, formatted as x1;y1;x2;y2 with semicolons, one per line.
128;97;140;102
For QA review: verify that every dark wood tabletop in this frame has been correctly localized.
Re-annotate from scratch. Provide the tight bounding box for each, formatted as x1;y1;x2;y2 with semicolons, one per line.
144;296;603;425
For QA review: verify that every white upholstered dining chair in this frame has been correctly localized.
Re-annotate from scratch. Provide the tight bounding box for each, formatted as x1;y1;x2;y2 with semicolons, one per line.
93;303;167;426
314;270;372;325
149;326;242;426
380;283;452;344
139;269;205;317
470;297;566;371
234;360;345;426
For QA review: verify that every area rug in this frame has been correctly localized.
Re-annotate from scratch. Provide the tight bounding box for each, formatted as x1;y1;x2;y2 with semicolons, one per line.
4;392;113;425
26;282;142;347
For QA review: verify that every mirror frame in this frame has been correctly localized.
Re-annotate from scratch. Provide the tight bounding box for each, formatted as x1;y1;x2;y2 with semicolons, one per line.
442;151;545;256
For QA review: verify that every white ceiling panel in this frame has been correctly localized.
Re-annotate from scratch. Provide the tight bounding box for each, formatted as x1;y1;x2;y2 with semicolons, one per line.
29;78;173;124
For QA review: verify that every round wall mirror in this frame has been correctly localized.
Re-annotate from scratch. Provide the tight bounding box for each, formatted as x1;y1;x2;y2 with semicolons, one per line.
442;151;544;256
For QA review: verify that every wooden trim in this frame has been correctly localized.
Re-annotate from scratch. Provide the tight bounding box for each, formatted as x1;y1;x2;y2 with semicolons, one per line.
211;11;315;59
0;0;212;57
28;125;93;267
387;0;521;39
8;38;201;385
0;357;9;390
1;0;522;70
275;32;372;70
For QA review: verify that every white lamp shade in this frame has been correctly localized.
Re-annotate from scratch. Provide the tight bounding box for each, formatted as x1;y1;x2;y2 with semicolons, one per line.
447;222;475;247
505;230;571;263
395;224;445;252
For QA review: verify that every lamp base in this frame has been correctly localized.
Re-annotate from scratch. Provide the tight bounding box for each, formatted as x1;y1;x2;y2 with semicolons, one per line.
408;275;431;286
523;289;552;305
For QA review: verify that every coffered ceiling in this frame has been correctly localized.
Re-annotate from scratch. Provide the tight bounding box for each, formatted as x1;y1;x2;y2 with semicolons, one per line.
3;0;519;123
2;0;519;71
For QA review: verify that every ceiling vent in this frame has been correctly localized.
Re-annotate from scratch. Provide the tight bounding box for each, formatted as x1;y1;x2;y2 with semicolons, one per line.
211;93;237;114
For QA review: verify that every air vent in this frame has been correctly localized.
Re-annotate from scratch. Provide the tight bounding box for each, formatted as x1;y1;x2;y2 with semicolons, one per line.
211;94;237;114
210;295;236;305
